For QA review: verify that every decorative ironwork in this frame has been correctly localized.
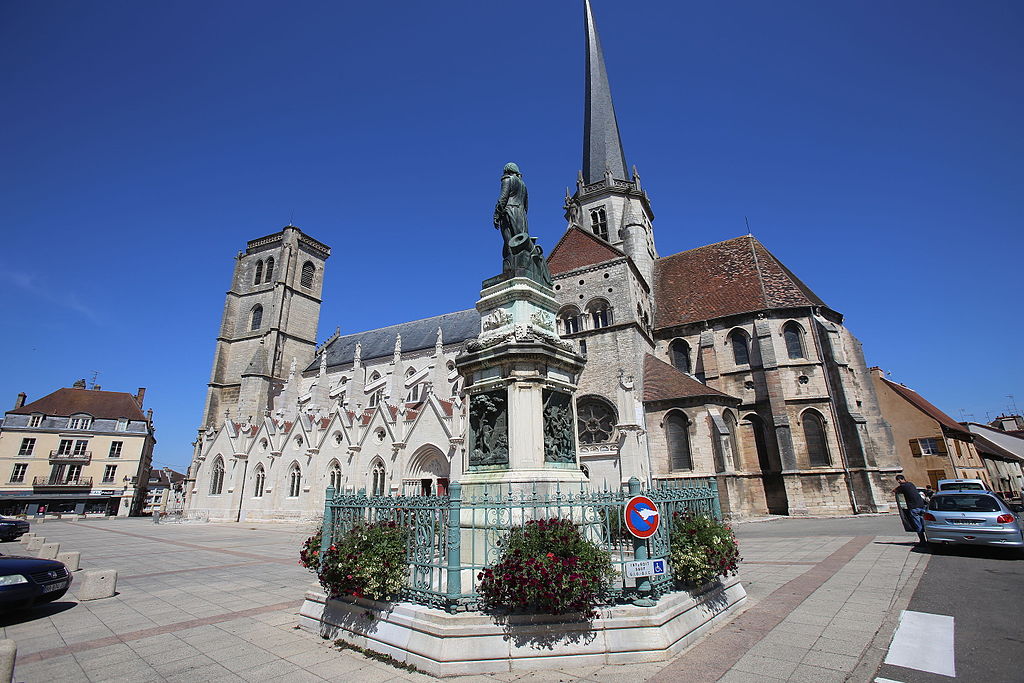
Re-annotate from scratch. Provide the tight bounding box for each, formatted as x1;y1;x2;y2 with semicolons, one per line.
321;476;721;613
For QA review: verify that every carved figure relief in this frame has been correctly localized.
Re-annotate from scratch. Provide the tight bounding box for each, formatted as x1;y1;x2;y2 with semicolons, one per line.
482;308;513;332
530;311;554;332
469;389;509;467
543;390;576;463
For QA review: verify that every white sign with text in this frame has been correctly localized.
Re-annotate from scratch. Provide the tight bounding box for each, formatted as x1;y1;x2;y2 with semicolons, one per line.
624;559;668;579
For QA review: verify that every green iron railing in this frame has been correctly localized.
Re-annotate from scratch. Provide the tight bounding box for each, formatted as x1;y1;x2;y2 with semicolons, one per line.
320;476;721;612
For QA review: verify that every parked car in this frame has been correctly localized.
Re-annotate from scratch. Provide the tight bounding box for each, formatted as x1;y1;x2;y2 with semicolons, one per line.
0;554;72;609
0;516;30;542
936;479;986;492
923;491;1024;551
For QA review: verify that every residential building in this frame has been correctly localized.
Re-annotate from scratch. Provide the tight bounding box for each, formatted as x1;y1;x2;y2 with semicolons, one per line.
962;421;1024;499
0;382;155;516
143;467;187;514
186;0;897;521
871;369;989;490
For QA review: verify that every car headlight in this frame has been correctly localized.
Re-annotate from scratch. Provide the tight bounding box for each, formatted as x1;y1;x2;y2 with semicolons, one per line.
0;574;29;586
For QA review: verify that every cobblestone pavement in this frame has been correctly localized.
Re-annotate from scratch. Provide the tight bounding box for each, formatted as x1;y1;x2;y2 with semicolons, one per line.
1;515;925;682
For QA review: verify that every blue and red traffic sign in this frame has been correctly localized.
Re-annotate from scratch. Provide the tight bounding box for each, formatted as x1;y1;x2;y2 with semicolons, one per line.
624;496;660;539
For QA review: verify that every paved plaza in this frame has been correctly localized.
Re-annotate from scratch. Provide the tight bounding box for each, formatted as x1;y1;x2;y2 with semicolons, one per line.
2;515;926;682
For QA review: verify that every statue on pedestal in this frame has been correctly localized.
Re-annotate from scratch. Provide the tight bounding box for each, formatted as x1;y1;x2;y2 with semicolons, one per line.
493;163;553;287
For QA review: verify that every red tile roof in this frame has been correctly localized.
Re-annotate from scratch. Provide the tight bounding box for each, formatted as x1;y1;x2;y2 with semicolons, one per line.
439;399;454;417
10;387;146;420
879;378;971;437
653;235;826;329
643;355;737;403
547;226;625;276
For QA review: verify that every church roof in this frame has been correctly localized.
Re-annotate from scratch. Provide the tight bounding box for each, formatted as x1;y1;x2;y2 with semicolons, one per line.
878;377;972;438
548;226;625;276
653;235;827;329
9;387;147;420
642;355;737;403
310;309;480;372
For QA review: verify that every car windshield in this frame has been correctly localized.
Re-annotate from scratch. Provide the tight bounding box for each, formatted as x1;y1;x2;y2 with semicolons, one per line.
930;494;1001;512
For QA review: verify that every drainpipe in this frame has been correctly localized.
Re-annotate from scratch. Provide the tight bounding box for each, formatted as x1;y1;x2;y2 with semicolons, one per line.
235;458;248;523
808;308;860;513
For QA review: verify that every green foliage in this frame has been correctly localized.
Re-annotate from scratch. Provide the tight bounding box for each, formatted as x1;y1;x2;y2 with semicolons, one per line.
317;521;409;600
299;527;322;573
477;517;616;616
668;514;741;586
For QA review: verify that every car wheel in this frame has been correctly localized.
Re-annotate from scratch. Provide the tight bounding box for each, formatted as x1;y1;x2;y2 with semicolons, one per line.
35;587;69;604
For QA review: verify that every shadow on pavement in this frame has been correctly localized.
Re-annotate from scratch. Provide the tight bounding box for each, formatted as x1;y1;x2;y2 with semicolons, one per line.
0;600;77;626
874;539;1024;561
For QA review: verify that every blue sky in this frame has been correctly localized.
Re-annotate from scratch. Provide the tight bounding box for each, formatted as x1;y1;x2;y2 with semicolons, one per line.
2;1;1021;472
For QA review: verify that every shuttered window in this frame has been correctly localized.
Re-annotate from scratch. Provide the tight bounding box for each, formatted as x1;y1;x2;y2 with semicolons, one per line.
301;261;315;288
666;412;693;471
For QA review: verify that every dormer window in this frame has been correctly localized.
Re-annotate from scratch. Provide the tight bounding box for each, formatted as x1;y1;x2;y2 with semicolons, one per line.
29;414;43;428
115;418;128;432
68;415;92;430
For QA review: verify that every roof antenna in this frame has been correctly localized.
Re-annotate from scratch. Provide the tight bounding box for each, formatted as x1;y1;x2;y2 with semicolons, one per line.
89;371;100;390
744;216;752;236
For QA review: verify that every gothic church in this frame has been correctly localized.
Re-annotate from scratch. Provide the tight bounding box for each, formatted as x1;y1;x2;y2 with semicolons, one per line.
186;1;898;521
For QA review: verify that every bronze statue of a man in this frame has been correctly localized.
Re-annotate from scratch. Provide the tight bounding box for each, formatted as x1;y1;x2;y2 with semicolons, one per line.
492;162;553;286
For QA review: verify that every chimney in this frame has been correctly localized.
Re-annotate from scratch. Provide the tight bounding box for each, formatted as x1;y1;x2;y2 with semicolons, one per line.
73;379;87;389
14;392;26;409
93;385;102;391
146;408;153;422
135;387;146;407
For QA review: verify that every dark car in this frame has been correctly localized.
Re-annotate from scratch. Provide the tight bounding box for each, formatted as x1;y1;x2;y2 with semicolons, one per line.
0;554;72;608
0;516;30;542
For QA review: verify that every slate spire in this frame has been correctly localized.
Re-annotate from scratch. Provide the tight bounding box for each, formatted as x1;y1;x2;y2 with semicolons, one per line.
583;0;628;184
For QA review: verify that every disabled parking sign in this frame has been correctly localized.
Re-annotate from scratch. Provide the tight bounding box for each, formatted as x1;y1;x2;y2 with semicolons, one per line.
624;495;660;539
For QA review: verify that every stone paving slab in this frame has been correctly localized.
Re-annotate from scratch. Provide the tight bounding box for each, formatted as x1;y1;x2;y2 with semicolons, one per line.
1;516;926;682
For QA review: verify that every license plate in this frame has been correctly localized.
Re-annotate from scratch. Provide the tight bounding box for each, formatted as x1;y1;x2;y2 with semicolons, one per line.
949;519;983;525
41;580;67;593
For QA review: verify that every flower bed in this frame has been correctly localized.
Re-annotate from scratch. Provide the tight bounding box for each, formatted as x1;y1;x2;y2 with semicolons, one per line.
317;521;409;600
668;513;740;586
477;517;616;617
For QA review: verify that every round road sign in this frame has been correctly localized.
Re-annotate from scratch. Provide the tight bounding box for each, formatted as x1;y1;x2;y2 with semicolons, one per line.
624;496;660;539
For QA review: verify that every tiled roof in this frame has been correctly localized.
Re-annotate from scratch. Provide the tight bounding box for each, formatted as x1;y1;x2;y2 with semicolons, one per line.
879;378;971;437
642;355;737;403
10;387;146;420
547;226;625;276
310;309;480;372
653;235;827;329
968;430;1024;463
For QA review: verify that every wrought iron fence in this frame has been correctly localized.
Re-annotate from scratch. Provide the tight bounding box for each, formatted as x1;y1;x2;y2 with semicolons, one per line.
320;476;721;612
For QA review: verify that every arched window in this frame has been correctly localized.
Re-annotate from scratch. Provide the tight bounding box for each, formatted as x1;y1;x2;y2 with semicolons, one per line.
254;260;264;285
669;339;691;374
724;411;740;470
784;322;806;360
590;208;608;241
328;461;342;490
666;412;693;471
576;396;617;444
369;371;381;381
300;261;315;289
250;304;263;331
586;299;611;329
210;457;225;495
729;329;750;366
802;410;831;467
263;257;274;283
371;460;386;496
288;463;302;497
253;465;265;498
558;306;581;335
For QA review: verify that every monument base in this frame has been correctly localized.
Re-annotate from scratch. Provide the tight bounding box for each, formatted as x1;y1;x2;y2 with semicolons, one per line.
298;577;746;677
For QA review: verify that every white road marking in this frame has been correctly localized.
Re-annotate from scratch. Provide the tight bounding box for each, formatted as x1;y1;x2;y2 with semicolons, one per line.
875;678;905;683
884;610;956;677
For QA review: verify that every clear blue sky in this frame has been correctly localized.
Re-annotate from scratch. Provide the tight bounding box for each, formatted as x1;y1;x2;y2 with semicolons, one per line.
2;1;1021;472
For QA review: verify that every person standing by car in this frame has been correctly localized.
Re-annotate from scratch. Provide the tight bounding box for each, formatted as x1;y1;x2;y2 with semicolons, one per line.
893;475;928;544
923;485;935;500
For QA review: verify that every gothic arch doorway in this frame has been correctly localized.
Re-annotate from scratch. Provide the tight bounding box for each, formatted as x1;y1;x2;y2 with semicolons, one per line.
744;413;788;515
405;445;450;496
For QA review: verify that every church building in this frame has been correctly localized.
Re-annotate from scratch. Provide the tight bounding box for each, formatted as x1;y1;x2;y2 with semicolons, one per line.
185;1;898;521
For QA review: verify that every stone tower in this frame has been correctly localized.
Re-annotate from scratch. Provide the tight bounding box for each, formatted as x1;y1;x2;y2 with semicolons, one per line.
199;225;331;428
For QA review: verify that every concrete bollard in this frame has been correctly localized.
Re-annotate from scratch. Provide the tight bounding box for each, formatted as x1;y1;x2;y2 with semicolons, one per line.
34;517;46;524
0;639;15;683
27;537;45;552
78;569;117;600
37;542;60;560
18;533;35;544
57;551;81;572
77;514;87;520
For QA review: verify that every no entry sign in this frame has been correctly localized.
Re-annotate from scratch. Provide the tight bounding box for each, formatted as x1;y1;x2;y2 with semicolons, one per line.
624;495;660;539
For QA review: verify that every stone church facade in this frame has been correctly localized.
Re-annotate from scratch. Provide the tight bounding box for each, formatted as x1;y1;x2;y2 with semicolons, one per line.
186;1;898;521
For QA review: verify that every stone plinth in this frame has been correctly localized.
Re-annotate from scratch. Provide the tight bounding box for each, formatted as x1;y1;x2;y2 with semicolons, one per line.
299;577;746;676
78;569;117;600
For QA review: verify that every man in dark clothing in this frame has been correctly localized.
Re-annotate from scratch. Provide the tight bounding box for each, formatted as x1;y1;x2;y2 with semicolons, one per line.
893;475;928;544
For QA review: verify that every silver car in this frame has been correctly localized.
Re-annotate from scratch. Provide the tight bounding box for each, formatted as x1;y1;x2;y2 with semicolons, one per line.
923;491;1024;550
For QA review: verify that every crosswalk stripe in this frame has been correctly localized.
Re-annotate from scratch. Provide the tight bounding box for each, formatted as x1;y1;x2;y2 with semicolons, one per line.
884;610;956;677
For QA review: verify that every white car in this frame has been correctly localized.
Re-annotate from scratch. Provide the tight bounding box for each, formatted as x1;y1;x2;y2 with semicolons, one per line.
936;479;986;492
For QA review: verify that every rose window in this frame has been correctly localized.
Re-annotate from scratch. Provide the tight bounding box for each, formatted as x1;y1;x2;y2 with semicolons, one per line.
576;398;616;444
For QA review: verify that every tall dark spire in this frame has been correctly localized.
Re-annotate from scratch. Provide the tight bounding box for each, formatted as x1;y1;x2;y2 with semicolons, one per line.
583;0;628;184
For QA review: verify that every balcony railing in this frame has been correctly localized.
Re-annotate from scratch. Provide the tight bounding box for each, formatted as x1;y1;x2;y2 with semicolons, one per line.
33;476;93;488
49;450;92;463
